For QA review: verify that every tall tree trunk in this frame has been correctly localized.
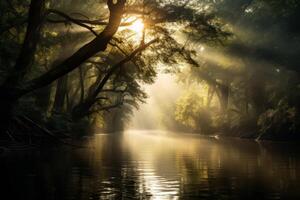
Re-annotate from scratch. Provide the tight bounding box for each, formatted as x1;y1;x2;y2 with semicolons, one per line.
206;86;215;107
34;84;52;115
0;0;46;134
216;83;230;112
245;85;249;115
0;0;126;134
19;0;127;96
52;75;68;113
4;0;45;87
0;96;15;137
78;66;85;103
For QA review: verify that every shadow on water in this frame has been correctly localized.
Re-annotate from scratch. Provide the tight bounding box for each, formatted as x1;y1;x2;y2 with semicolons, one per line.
1;130;300;200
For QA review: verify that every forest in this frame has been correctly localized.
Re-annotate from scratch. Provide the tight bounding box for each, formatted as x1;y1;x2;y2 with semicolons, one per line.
2;1;300;200
1;0;300;144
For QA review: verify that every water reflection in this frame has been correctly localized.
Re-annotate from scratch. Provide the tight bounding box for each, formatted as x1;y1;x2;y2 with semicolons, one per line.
1;130;300;200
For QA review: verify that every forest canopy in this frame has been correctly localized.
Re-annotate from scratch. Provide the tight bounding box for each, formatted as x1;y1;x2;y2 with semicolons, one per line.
0;0;300;141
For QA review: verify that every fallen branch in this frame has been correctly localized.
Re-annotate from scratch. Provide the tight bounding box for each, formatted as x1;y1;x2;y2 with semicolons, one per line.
17;115;87;148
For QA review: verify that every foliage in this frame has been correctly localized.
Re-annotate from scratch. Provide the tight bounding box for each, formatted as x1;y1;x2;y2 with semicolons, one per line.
175;90;214;134
257;99;300;140
1;0;300;141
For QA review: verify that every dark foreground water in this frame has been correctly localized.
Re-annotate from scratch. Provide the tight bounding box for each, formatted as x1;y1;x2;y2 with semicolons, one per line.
1;130;300;200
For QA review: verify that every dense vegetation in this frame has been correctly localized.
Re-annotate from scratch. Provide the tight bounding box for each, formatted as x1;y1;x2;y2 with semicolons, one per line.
162;0;300;140
0;0;299;143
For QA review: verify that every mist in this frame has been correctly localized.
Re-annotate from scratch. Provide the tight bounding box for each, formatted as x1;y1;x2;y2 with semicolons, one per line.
130;73;183;130
2;0;300;199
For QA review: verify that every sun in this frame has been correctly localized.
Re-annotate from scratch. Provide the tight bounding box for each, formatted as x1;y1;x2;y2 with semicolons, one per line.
119;18;145;43
127;19;144;34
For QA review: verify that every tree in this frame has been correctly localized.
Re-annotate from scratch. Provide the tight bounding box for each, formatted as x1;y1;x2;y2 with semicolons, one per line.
0;0;232;137
0;0;126;134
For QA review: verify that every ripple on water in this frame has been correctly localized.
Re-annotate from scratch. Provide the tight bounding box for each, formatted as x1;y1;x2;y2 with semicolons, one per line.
1;131;300;200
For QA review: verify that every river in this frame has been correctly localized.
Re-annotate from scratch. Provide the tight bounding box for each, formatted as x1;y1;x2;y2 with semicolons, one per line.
1;130;300;200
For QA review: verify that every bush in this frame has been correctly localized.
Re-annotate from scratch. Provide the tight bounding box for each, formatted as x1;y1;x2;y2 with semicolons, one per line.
257;99;300;140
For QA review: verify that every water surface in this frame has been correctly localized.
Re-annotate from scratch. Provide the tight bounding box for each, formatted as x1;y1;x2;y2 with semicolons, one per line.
1;130;300;200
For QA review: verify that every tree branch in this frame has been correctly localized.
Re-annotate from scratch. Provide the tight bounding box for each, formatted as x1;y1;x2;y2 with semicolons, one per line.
47;9;99;36
18;0;127;97
47;9;137;27
91;38;158;100
89;102;123;116
71;38;158;120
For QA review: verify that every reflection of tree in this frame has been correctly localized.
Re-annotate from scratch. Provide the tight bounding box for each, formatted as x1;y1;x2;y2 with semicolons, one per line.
2;134;300;199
